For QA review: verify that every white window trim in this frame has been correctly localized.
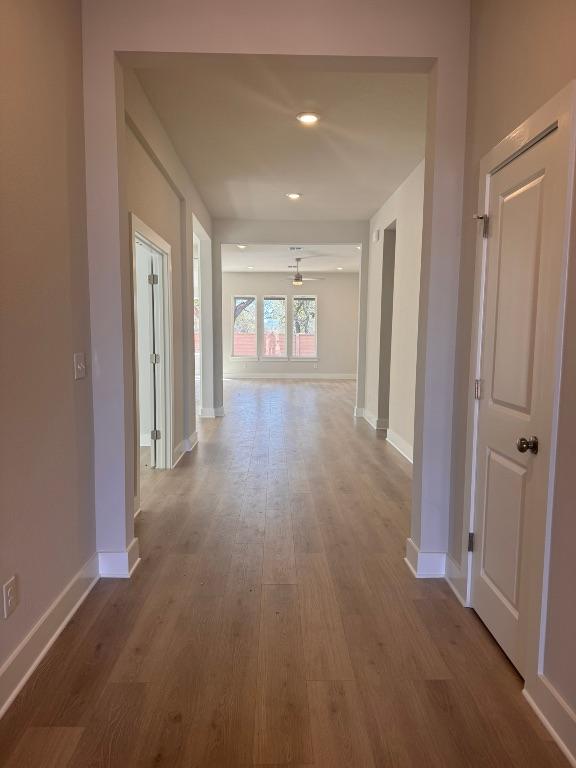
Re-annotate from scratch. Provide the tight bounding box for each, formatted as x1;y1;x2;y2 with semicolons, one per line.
261;294;289;360
290;294;318;361
231;294;258;360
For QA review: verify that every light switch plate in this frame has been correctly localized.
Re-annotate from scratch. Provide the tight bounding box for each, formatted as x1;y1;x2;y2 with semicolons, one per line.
3;575;18;619
73;352;87;380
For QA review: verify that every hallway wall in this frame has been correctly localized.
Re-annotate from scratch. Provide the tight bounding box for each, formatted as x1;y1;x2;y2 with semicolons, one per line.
365;162;425;459
123;69;214;465
449;0;576;755
0;0;95;692
125;125;186;453
451;0;576;568
222;272;359;378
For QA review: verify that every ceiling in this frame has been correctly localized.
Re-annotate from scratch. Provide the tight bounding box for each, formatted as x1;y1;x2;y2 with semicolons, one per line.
221;244;361;273
132;54;428;221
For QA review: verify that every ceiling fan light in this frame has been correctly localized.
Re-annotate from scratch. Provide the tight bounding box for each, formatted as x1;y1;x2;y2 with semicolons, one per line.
292;273;303;286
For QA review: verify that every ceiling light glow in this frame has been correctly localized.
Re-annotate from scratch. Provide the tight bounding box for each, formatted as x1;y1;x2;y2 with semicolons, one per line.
286;192;301;200
247;266;255;270
237;244;247;249
337;267;344;271
297;112;319;125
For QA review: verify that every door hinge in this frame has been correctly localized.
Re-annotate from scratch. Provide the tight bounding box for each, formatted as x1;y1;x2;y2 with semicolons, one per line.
148;273;159;285
473;213;489;238
150;353;160;364
468;532;475;552
474;378;482;400
151;429;161;441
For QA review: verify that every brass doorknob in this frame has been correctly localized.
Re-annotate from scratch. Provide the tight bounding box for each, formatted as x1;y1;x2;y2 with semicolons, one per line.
517;436;539;455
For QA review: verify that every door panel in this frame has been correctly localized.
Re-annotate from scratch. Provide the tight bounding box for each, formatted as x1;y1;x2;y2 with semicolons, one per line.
492;175;543;412
482;450;526;610
472;127;567;676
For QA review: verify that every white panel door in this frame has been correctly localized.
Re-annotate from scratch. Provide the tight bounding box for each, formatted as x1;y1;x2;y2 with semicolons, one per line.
472;128;567;676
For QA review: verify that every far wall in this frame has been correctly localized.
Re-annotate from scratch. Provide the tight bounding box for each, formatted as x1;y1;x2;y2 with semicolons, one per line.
222;271;359;378
365;161;424;460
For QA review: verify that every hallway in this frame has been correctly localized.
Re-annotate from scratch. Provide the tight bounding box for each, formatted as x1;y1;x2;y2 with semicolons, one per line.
0;381;568;767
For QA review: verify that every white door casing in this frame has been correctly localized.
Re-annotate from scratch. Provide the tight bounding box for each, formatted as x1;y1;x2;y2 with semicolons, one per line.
131;215;174;515
470;86;576;680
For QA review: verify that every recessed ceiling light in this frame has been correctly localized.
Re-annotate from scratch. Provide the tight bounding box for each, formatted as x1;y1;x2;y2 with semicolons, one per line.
356;246;361;250
297;112;319;125
247;266;255;270
286;192;301;200
337;267;344;271
237;244;247;249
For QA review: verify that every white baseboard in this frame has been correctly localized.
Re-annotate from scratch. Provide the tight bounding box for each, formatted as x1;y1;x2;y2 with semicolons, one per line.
98;537;140;579
445;554;469;606
223;373;356;380
199;406;225;418
523;685;576;767
184;432;198;452
404;537;446;578
172;431;198;467
386;429;414;463
0;554;99;719
362;410;388;430
354;406;364;418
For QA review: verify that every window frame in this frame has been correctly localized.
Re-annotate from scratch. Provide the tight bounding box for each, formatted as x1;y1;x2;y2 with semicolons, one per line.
231;294;259;360
261;294;289;361
290;294;319;361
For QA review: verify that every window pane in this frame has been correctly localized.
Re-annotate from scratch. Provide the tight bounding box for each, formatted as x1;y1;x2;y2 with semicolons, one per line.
292;296;317;358
233;296;257;357
263;297;287;357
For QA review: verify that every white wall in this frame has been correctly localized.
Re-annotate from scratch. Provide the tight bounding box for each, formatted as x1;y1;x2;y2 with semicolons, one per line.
222;272;359;378
365;162;425;459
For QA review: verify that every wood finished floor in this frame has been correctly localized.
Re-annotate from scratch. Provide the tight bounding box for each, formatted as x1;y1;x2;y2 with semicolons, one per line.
0;380;569;767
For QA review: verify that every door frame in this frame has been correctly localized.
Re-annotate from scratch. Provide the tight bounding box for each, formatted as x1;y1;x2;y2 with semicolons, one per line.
464;81;576;601
131;214;174;512
462;83;576;742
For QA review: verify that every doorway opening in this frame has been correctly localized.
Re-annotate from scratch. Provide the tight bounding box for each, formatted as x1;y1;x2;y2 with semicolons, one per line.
132;216;173;511
219;242;361;393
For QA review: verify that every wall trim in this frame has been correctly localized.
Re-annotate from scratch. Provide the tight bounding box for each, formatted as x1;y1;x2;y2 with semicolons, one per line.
98;537;140;578
386;429;414;463
523;686;576;767
362;410;388;430
445;553;470;606
172;431;199;467
0;554;99;720
199;406;225;418
404;537;446;578
354;406;364;418
223;373;356;380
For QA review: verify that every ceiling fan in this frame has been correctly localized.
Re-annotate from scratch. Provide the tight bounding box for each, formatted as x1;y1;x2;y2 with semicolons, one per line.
288;257;324;286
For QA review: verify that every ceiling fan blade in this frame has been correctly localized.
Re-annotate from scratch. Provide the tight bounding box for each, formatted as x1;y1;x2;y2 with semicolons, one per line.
302;277;325;281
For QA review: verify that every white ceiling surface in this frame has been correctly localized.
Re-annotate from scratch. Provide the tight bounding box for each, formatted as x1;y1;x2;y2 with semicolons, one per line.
221;244;361;273
134;54;427;221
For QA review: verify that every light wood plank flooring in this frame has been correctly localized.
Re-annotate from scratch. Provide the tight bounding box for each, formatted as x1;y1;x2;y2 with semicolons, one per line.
0;380;568;767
